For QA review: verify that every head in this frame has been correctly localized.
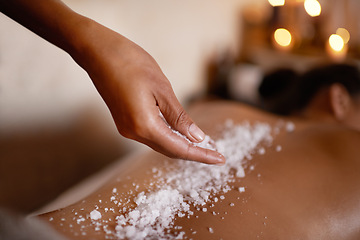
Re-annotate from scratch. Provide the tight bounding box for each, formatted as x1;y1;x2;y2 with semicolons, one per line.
258;68;299;115
296;64;360;130
259;63;360;131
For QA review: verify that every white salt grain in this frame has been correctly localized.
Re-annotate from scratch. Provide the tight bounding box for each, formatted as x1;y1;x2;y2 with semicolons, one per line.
90;210;102;221
286;122;295;132
76;217;85;224
276;145;282;152
208;227;214;234
258;147;265;155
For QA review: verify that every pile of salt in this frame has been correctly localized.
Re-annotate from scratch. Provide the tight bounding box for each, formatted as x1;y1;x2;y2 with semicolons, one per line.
112;120;274;239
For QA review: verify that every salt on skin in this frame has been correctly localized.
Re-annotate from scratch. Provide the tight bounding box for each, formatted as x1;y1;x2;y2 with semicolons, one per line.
84;120;278;239
90;210;102;221
258;147;266;155
286;122;295;132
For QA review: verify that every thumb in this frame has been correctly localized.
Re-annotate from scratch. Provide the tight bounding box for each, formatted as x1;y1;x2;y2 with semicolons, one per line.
158;92;205;143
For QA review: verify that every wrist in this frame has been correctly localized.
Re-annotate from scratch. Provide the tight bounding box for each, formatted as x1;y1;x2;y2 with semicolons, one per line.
60;13;98;67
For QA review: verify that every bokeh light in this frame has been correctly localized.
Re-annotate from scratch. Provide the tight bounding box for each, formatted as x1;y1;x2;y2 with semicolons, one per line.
304;0;322;17
336;28;350;44
268;0;285;7
329;34;345;52
274;28;292;47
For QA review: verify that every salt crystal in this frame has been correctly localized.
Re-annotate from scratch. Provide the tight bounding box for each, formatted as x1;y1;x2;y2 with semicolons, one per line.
236;167;245;178
175;231;185;239
220;196;225;200
90;210;102;220
76;217;85;224
258;147;265;155
276;145;282;152
49;217;53;221
286;122;295;132
239;187;246;193
208;227;214;234
230;203;235;207
202;208;207;212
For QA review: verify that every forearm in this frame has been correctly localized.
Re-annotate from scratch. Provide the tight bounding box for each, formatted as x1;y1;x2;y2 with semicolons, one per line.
0;0;96;65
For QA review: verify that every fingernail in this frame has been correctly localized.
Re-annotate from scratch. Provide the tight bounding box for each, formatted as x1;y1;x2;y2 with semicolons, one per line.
189;123;205;142
214;154;226;166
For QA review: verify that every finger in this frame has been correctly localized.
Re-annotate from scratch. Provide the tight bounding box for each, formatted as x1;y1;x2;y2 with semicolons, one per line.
139;114;225;165
156;88;206;143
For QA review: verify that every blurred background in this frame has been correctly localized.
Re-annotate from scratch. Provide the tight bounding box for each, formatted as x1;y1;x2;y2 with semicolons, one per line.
1;0;359;213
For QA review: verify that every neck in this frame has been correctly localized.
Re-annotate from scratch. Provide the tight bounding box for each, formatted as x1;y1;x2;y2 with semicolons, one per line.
293;107;337;125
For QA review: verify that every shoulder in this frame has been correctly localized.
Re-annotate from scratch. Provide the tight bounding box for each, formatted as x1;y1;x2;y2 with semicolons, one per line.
188;100;280;128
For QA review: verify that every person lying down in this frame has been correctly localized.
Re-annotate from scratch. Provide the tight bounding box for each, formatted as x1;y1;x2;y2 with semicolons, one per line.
37;63;360;239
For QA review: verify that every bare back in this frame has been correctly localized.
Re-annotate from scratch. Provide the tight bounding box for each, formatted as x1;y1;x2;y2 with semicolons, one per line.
38;101;360;240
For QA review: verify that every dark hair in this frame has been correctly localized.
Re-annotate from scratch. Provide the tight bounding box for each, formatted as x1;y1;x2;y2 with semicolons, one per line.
258;63;360;115
258;68;299;115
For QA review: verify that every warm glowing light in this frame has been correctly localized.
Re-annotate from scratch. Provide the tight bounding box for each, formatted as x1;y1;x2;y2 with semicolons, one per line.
274;28;292;47
329;34;345;52
304;0;322;17
268;0;285;7
336;28;350;44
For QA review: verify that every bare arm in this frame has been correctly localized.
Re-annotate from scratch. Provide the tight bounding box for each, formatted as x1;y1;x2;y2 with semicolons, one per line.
0;0;225;164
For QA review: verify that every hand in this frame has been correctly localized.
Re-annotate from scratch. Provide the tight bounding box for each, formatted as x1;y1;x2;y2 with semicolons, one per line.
0;0;225;164
75;22;225;164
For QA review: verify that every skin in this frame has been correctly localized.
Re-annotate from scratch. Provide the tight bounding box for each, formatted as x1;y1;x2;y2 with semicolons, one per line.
38;99;360;239
0;0;225;165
